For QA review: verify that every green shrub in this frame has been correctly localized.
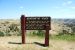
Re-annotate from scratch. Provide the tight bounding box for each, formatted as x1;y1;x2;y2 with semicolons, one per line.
50;33;75;41
0;31;5;37
6;33;11;36
32;30;45;37
9;24;20;33
37;30;44;36
32;31;36;35
17;32;21;36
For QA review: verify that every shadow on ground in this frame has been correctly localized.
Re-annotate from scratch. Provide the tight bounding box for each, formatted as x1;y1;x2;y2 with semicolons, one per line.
8;42;48;47
8;42;22;44
34;42;48;47
8;42;34;44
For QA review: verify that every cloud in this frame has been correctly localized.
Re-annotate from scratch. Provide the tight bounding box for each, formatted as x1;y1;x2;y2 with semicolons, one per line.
62;1;72;6
54;7;60;8
62;3;66;6
67;6;75;9
20;6;24;9
53;6;62;9
67;1;72;4
71;7;75;9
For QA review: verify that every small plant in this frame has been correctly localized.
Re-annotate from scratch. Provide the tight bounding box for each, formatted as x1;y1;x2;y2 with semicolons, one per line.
6;33;11;36
9;24;19;31
32;31;36;35
17;32;21;36
37;30;44;36
32;30;45;37
0;31;5;37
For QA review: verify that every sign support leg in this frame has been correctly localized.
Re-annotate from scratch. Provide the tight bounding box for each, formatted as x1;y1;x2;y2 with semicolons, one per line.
45;26;49;46
21;15;26;44
22;30;25;44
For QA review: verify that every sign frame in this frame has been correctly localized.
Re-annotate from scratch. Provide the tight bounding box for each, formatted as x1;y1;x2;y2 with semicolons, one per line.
21;15;51;46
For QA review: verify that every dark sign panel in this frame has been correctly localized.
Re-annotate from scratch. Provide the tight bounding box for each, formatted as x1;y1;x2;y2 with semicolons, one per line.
25;17;51;30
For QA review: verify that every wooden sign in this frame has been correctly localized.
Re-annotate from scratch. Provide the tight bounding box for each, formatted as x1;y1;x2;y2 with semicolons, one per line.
26;17;51;30
21;15;51;47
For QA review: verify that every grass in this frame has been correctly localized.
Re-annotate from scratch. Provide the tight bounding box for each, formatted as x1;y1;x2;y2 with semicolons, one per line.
27;31;75;41
27;30;75;41
27;30;45;38
50;34;75;41
27;32;75;41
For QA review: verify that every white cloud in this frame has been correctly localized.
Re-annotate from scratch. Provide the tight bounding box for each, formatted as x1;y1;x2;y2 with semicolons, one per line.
53;6;62;9
62;3;66;6
20;6;24;9
55;7;60;8
67;1;72;4
67;6;75;9
71;7;75;9
62;1;72;6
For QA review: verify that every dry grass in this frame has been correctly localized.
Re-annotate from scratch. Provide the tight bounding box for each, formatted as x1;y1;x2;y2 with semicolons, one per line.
0;36;75;50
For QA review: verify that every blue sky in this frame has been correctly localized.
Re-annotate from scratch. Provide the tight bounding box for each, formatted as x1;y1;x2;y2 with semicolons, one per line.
0;0;75;19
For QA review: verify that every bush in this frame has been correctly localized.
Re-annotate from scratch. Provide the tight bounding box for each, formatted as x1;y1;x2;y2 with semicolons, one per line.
17;32;21;36
37;30;44;36
32;30;45;37
6;33;11;36
9;24;19;32
0;31;5;37
51;33;75;41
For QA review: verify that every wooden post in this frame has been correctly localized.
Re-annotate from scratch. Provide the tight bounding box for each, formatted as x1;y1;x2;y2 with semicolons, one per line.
21;15;26;44
45;26;49;46
44;17;51;46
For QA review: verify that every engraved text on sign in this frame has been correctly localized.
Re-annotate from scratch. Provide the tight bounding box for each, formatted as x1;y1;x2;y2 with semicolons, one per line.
25;17;50;30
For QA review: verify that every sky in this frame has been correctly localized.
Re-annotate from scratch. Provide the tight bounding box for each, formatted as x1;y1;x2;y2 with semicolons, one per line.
0;0;75;19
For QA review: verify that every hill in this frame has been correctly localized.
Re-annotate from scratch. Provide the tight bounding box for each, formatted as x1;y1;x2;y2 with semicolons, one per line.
0;19;75;36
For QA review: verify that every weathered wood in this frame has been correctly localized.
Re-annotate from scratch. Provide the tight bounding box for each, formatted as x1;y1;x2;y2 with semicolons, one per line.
21;15;26;44
45;26;49;46
21;15;51;47
25;17;50;30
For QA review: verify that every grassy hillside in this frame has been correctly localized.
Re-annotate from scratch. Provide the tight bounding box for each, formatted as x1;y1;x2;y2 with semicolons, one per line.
0;19;75;36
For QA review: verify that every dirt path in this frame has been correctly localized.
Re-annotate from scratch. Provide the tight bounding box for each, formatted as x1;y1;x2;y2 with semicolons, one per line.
0;36;75;50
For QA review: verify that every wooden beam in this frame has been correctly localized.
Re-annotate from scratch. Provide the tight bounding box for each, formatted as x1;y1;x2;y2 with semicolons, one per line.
21;15;26;44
